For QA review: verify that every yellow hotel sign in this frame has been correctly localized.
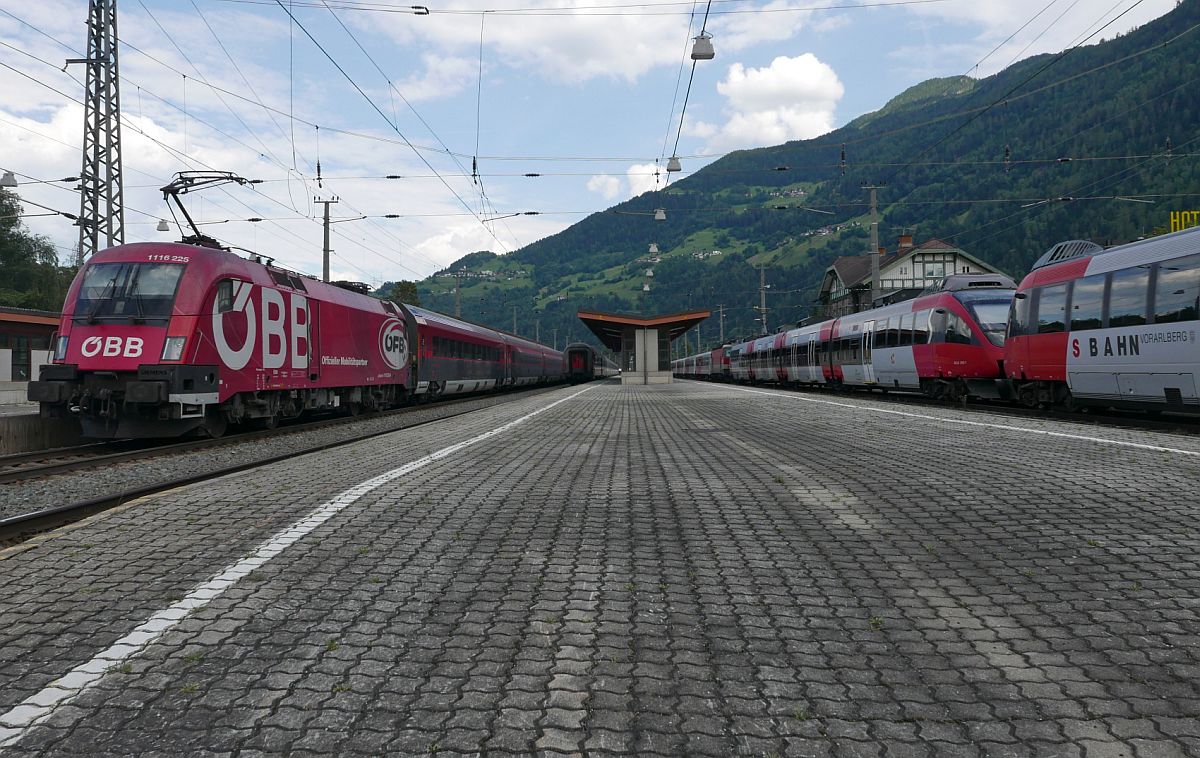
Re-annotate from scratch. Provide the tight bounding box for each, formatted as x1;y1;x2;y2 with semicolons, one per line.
1170;211;1200;232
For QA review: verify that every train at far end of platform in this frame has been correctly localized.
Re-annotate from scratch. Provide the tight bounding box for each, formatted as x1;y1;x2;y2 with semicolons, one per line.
29;241;565;438
675;273;1015;401
563;342;619;383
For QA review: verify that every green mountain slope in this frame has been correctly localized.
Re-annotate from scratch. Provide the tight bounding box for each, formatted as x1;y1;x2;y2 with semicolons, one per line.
412;2;1200;350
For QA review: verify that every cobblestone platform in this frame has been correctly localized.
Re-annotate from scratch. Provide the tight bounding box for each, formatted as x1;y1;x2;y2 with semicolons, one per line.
2;381;1199;756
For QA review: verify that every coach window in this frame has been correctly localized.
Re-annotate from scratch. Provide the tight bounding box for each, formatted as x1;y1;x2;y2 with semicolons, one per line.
1153;254;1200;324
874;321;887;349
1108;266;1150;327
898;314;914;346
1070;274;1105;331
1036;284;1068;333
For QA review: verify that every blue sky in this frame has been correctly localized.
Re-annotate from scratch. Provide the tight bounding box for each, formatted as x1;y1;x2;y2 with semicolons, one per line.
0;0;1178;286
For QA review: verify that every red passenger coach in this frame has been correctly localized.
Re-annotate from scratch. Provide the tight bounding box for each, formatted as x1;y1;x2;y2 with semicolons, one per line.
30;242;564;438
1005;227;1200;412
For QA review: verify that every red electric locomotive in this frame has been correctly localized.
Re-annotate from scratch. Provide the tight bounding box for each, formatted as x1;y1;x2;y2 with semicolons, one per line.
29;242;564;438
1005;227;1200;412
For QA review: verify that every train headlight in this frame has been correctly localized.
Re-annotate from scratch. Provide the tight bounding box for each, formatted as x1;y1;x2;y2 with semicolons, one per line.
53;335;69;362
161;336;187;361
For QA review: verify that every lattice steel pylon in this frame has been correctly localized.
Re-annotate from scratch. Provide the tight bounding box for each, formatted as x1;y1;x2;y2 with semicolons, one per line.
72;0;124;259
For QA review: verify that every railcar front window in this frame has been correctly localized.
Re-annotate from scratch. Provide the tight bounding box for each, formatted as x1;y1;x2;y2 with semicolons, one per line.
955;291;1015;346
76;262;185;321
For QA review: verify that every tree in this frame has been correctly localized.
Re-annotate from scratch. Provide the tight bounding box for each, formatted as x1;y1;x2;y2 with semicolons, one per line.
375;279;421;306
0;189;72;311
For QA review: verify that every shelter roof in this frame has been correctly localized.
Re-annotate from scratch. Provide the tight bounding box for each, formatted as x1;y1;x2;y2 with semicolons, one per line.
577;309;710;352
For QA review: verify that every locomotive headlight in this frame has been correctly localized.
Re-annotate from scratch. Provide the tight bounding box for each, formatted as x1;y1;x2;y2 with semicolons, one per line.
53;335;69;362
161;336;187;361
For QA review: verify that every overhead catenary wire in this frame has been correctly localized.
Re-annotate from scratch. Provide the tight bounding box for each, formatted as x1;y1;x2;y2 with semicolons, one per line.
0;7;444;277
274;0;513;255
210;0;953;16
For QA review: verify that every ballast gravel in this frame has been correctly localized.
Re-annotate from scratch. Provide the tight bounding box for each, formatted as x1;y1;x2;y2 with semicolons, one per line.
0;387;560;521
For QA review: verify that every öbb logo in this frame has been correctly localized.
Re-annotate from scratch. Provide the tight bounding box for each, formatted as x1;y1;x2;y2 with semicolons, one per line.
212;281;309;371
379;319;407;370
80;336;144;358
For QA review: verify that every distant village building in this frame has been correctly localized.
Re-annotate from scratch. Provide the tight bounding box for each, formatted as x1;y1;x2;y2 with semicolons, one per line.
817;234;1005;317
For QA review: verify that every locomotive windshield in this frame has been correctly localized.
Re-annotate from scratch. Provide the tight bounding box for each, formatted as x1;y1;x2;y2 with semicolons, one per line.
75;262;186;322
954;289;1015;347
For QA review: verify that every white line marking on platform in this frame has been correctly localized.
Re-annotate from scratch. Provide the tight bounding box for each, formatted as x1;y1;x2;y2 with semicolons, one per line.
0;385;594;748
725;384;1200;458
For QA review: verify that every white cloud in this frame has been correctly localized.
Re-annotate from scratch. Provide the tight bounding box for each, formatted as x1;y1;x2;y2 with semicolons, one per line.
396;55;479;102
361;0;846;85
586;173;620;200
692;54;843;153
626;163;662;198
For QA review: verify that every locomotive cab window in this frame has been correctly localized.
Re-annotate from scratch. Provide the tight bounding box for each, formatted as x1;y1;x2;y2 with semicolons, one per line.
1153;254;1200;324
75;262;186;322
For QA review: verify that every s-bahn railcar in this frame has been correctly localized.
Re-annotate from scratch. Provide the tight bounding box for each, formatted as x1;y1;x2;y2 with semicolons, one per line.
29;242;564;438
564;342;617;382
822;275;1014;399
1004;227;1200;412
695;274;1014;400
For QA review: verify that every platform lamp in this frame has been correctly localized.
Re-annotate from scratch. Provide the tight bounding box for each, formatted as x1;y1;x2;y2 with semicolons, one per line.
0;171;16;188
156;219;171;232
649;243;659;254
691;31;715;61
654;208;666;221
666;156;682;173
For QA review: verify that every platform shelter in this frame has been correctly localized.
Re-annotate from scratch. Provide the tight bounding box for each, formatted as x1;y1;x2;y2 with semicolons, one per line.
577;309;709;385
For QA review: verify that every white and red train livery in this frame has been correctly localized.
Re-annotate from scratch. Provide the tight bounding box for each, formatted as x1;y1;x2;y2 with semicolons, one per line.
1005;226;1200;411
31;242;565;438
680;274;1015;400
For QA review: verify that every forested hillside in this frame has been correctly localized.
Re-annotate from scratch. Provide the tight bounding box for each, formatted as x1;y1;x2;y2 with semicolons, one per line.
416;1;1200;350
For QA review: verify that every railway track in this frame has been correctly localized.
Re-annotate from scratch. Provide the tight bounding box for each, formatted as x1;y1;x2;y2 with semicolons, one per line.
0;392;511;484
0;387;559;547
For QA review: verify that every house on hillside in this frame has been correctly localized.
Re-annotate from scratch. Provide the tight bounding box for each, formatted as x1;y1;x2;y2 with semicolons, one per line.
816;234;1006;317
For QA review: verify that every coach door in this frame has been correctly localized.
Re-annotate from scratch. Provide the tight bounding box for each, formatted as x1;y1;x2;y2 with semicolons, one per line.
806;336;818;382
862;320;876;384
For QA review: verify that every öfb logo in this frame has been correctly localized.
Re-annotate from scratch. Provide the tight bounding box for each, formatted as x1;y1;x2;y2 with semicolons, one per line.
379;319;407;370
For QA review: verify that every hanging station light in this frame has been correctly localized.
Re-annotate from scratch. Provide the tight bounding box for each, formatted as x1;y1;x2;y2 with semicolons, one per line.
666;156;682;173
690;31;714;61
0;171;17;188
654;208;666;221
648;242;659;253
